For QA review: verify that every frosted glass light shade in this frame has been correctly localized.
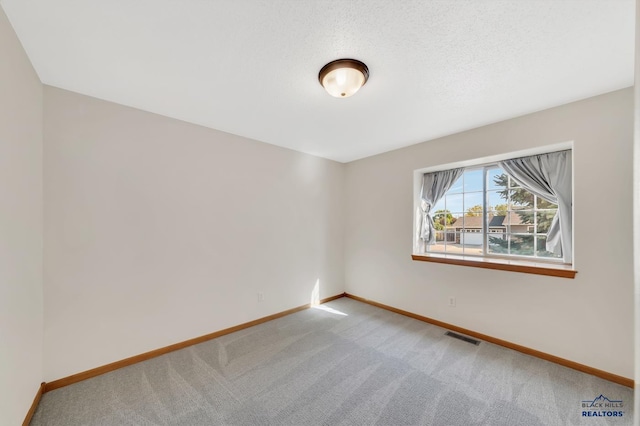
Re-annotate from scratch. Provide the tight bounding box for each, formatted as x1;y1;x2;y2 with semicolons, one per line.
319;59;369;98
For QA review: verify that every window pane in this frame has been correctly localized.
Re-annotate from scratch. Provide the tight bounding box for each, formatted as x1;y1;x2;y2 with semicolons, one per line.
509;187;534;207
450;213;464;229
433;209;454;230
488;227;505;237
451;215;464;230
536;236;562;258
487;213;505;234
510;210;533;229
488;190;508;211
488;233;509;254
460;214;483;232
509;234;534;256
464;192;483;213
461;229;483;254
536;210;557;233
445;193;463;212
463;169;483;192
445;233;463;253
487;169;506;191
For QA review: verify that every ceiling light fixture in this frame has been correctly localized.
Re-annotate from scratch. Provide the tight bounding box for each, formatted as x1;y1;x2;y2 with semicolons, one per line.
318;59;369;98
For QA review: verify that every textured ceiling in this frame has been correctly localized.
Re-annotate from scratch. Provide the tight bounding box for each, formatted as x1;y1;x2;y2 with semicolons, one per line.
1;0;635;162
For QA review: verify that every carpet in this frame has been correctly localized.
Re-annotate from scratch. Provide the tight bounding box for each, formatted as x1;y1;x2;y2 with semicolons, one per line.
31;297;634;425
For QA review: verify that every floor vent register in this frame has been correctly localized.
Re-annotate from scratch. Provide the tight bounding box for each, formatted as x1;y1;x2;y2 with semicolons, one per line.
445;331;481;346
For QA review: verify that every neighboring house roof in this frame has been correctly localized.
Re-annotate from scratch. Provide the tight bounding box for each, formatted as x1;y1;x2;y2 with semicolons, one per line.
487;215;505;227
455;215;483;229
449;211;531;229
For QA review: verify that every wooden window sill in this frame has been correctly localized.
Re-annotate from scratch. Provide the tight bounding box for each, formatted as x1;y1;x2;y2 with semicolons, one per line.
411;253;576;278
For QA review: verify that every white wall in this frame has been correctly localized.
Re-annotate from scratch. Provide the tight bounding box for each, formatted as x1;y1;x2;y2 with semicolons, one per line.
345;88;635;379
43;87;345;381
0;5;44;425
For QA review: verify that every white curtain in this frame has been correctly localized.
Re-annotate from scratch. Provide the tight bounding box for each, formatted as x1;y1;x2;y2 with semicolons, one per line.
418;168;464;250
499;150;572;263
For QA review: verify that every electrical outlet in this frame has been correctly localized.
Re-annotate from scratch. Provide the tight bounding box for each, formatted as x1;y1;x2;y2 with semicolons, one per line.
448;297;456;307
257;292;264;302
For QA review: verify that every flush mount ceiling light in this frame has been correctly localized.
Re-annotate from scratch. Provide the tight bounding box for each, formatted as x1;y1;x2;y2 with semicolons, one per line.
318;59;369;98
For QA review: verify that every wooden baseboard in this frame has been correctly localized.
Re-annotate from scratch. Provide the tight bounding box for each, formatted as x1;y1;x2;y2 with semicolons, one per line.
344;293;634;388
40;290;632;397
316;293;345;304
44;293;346;393
22;382;45;426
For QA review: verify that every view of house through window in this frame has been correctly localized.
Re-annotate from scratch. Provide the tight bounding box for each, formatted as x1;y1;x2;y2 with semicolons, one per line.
428;165;562;260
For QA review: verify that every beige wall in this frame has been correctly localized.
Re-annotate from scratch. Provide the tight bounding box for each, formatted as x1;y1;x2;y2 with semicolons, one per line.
43;87;345;381
345;88;635;379
0;6;44;425
41;86;637;384
633;0;639;419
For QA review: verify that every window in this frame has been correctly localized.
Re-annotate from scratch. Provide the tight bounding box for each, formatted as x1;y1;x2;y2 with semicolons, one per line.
428;166;561;260
414;149;574;276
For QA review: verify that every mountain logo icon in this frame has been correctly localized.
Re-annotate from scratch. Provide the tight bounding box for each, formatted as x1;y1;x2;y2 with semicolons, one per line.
581;395;623;408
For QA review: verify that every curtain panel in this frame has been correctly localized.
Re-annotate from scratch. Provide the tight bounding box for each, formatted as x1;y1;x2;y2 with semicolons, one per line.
499;150;572;263
418;168;464;250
